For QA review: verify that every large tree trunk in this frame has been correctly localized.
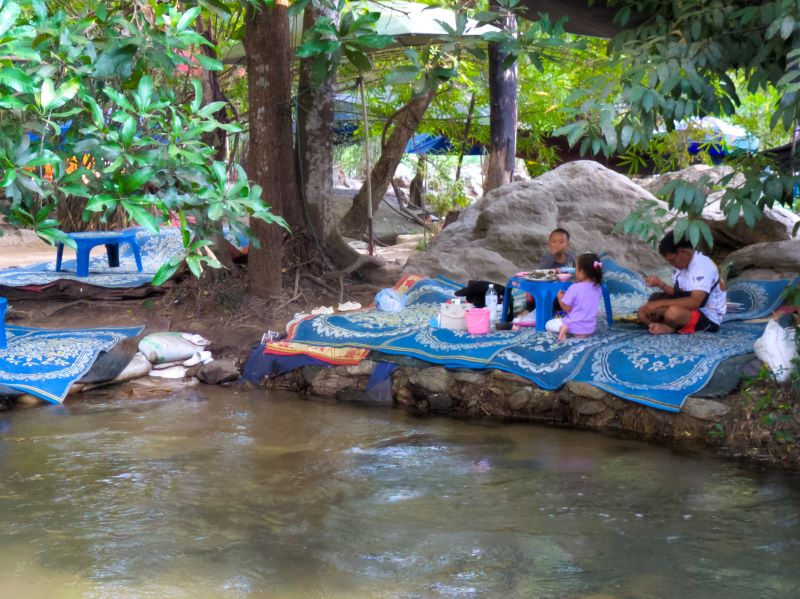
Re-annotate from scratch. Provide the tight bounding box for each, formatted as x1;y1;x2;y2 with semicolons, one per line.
338;88;436;239
243;3;299;296
296;2;363;268
484;7;518;194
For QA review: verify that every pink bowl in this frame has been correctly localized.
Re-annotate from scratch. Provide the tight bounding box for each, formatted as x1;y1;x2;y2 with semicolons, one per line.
556;273;573;282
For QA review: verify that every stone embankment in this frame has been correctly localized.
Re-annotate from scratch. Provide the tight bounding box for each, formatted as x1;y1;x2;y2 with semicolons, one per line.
262;359;731;443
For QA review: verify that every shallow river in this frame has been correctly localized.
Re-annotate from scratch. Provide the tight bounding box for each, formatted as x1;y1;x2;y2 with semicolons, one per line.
0;387;799;598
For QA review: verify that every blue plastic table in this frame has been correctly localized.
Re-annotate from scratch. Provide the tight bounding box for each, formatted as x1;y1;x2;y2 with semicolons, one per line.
56;231;143;278
501;276;613;332
0;297;6;349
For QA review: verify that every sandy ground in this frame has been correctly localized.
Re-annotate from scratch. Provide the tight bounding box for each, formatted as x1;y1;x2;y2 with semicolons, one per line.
0;222;417;363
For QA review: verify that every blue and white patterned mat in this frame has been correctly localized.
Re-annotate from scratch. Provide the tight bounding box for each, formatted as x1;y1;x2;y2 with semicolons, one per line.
286;275;791;411
601;257;799;322
0;325;142;403
0;227;185;288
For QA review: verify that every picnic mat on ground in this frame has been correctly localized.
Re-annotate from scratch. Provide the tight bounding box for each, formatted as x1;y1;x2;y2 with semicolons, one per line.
0;227;184;288
571;321;765;411
281;275;769;412
601;257;799;322
0;325;142;403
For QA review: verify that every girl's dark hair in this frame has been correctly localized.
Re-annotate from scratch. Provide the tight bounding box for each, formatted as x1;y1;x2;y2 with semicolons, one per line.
577;252;603;285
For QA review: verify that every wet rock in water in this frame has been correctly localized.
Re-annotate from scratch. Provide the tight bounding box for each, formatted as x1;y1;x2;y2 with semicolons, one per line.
507;387;536;411
16;394;45;407
574;399;607;416
567;381;610;401
409;367;449;394
196;359;239;385
453;371;486;385
683;397;731;420
344;360;375;376
404;160;664;282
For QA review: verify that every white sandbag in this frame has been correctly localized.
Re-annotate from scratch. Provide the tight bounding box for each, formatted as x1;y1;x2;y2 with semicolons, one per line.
754;320;798;383
148;365;188;379
138;332;210;364
112;353;152;382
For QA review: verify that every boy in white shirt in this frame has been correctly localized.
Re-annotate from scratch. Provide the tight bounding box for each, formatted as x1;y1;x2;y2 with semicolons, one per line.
638;230;727;335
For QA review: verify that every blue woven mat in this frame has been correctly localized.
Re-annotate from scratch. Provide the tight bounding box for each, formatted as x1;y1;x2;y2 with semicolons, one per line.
601;257;798;322
288;276;773;411
0;325;142;403
572;322;766;411
0;227;184;288
723;276;800;321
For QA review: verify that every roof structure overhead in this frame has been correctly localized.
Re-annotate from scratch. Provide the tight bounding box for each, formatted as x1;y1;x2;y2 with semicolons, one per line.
519;0;624;38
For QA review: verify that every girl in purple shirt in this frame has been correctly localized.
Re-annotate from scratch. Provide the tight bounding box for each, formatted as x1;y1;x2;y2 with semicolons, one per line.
545;253;603;341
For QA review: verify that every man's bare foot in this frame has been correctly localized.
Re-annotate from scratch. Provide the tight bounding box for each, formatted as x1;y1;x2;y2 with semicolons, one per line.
557;325;568;342
649;322;675;335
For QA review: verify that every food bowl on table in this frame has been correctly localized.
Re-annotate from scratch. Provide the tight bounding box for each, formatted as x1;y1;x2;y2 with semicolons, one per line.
556;273;573;282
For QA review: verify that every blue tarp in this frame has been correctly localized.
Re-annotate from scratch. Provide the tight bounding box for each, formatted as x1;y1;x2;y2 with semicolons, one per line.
404;133;483;155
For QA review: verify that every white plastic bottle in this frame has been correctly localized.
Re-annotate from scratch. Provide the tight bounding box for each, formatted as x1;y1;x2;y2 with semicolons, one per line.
485;284;498;331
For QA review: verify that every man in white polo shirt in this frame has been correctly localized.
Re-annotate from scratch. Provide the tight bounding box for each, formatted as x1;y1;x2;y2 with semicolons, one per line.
637;230;727;335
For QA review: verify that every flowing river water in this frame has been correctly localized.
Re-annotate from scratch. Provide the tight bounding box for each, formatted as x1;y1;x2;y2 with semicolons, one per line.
0;387;799;598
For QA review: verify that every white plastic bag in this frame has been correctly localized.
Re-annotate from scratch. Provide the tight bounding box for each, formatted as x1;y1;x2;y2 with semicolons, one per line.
754;321;798;383
375;288;406;312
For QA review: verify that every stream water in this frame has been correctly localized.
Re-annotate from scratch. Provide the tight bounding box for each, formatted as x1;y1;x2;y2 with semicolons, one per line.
0;387;798;598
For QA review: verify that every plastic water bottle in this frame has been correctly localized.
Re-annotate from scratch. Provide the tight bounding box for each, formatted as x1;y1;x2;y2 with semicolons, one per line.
485;284;498;331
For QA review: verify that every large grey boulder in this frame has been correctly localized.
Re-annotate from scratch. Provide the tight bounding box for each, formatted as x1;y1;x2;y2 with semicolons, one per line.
404;160;664;281
724;239;800;278
635;165;800;252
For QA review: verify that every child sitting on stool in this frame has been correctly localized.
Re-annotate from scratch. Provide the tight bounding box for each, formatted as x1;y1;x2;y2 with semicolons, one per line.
546;253;603;341
518;228;578;322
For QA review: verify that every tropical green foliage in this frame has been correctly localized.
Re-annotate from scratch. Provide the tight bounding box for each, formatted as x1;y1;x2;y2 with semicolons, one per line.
556;0;800;246
0;0;284;283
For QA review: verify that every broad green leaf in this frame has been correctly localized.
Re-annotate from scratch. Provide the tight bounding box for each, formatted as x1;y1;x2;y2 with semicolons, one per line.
0;68;34;93
93;43;137;78
152;260;182;286
190;79;203;113
120;116;136;146
103;88;135;112
137;75;153;110
123;201;160;233
0;169;17;187
197;101;227;118
186;254;202;278
0;1;20;37
49;79;80;110
194;53;223;71
0;96;27;109
39;78;54;110
176;7;201;32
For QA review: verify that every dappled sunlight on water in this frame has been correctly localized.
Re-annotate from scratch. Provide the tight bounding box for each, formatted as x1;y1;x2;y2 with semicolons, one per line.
0;388;799;597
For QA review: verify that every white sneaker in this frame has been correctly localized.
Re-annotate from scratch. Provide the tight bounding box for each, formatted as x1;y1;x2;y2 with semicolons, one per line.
311;306;334;315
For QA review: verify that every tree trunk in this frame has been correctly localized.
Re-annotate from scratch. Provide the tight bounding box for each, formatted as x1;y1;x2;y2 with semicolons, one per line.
295;2;364;269
198;18;236;271
243;2;299;296
408;154;426;209
338;88;436;239
484;7;518;194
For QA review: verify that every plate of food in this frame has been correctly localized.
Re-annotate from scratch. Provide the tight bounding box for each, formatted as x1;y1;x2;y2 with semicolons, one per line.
525;269;557;281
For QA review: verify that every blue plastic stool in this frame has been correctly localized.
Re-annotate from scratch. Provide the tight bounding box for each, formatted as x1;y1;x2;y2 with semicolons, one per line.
0;297;7;349
56;231;143;277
